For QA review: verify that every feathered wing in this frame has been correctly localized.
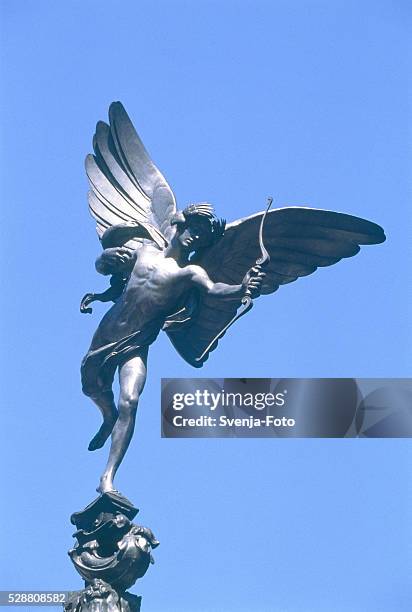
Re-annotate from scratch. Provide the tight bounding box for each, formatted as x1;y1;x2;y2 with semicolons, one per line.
85;101;176;245
165;207;386;367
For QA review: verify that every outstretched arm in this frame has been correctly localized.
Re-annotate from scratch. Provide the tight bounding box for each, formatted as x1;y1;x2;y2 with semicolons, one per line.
185;265;265;300
80;275;127;314
81;246;136;314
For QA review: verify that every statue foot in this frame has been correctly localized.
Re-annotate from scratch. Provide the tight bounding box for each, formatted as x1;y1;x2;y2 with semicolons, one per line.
88;418;117;451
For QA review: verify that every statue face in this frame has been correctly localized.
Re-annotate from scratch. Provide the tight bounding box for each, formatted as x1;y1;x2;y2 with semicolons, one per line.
175;218;212;251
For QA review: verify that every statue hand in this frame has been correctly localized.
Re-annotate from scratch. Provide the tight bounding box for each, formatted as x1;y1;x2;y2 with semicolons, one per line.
80;292;96;314
242;265;266;298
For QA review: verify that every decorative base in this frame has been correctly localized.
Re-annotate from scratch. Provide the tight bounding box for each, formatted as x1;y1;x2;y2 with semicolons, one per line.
66;492;159;611
65;579;141;612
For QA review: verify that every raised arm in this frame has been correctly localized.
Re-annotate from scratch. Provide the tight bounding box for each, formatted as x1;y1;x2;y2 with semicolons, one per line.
95;246;137;276
185;264;264;300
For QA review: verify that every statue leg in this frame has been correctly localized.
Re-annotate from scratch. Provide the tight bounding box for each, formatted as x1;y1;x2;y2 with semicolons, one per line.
81;346;119;451
97;348;148;494
87;390;118;451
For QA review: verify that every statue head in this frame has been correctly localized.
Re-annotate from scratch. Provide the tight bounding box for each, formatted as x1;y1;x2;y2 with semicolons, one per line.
170;202;225;254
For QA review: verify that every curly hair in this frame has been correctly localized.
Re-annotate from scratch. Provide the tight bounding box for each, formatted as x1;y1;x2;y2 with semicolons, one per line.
182;202;226;242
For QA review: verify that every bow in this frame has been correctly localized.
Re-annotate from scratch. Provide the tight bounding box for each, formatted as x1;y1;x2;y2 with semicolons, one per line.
196;196;273;362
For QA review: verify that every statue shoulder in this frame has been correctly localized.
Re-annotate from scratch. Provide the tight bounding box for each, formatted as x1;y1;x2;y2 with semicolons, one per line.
183;263;209;280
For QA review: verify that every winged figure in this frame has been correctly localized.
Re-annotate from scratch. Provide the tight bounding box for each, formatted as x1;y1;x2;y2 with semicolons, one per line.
80;102;385;493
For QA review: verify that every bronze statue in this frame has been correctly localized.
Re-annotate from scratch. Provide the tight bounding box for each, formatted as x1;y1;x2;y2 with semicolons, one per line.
80;102;385;494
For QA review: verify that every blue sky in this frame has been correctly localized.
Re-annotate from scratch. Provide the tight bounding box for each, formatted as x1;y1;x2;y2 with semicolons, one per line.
1;1;411;610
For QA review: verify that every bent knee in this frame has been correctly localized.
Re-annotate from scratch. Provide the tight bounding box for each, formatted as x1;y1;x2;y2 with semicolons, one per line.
82;379;109;399
82;384;98;399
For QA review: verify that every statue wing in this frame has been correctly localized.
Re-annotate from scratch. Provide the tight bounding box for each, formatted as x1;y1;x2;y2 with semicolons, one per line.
165;206;385;367
85;101;176;246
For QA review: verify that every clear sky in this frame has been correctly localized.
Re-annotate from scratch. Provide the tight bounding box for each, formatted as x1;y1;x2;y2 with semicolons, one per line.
1;1;411;611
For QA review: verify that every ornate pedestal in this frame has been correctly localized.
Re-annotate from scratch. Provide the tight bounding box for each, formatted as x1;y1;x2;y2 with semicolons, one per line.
65;492;159;612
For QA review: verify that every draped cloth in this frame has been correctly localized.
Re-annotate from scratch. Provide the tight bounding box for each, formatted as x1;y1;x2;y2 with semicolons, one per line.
81;320;163;397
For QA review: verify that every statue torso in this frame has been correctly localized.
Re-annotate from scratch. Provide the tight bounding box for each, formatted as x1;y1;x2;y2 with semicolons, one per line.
90;246;190;348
